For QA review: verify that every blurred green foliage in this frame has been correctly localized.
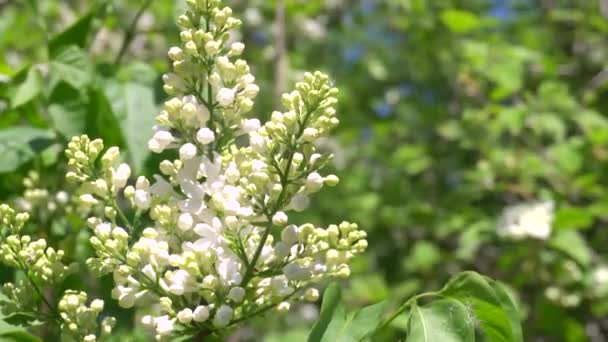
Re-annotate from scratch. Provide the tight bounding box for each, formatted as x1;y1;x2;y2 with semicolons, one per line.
2;0;608;340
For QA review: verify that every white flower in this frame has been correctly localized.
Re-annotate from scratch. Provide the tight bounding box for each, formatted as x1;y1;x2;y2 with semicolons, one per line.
242;84;260;99
281;225;299;245
324;175;339;186
111;286;136;308
228;286;245;303
305;172;324;193
179;143;197;160
196;127;215;145
193;217;224;251
289;194;309;212
182;95;210;125
154;315;175;336
213;305;233;327
283;263;312;282
134;189;151;209
149;130;175;153
304;288;319;302
225;162;240;183
249;133;267;153
95;223;112;240
242;118;261;133
79;194;98;206
303;127;319;142
212;185;243;214
142;264;157;280
149;175;176;197
166;270;196;295
141;315;155;327
168;47;184;61
193;305;210;322
102;146;120;165
217;87;236;107
113;163;131;189
178;213;194;231
179;179;207;216
216;250;243;286
205;40;221;55
277;301;290;313
230;42;245;55
55;191;69;204
271;276;294;296
90;299;105;312
177;308;193;324
593;267;608;285
272;211;288;226
497;201;554;240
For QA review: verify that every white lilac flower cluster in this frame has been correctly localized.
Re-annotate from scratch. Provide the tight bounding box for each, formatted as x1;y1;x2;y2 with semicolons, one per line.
13;171;71;215
0;204;73;285
497;201;554;240
0;204;113;341
58;291;116;342
65;0;366;340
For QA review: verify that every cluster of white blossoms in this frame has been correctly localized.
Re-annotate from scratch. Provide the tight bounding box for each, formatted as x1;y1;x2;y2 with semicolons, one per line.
0;204;113;341
65;0;366;339
497;201;554;240
13;171;71;215
58;291;116;342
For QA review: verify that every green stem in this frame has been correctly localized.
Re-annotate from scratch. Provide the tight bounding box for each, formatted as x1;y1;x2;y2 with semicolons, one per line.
240;221;271;287
226;290;299;327
113;199;133;232
375;291;440;333
23;272;60;323
239;103;320;288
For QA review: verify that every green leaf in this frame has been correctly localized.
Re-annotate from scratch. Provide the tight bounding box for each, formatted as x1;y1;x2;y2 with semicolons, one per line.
344;301;388;341
11;67;42;109
319;304;348;342
547;140;584;175
49;46;93;90
406;299;475;342
549;230;591;268
0;127;55;173
104;82;157;172
86;88;125;148
440;10;480;33
0;331;41;342
2;313;38;327
308;283;387;342
308;283;342;342
317;301;388;342
49;11;95;56
0;313;23;336
440;271;518;342
554;206;594;230
48;82;88;138
486;280;524;342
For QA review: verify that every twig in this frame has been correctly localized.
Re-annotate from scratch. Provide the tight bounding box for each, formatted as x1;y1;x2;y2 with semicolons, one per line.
114;0;154;66
375;292;440;333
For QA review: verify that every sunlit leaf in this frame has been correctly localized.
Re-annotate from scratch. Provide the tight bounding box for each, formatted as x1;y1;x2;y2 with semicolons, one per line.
0;127;54;173
11;67;42;109
406;299;475;342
